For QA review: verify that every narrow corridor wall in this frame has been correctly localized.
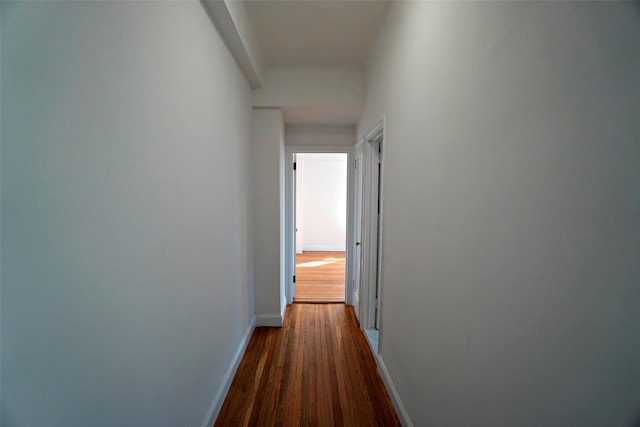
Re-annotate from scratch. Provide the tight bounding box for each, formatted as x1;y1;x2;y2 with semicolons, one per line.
251;109;286;325
1;2;255;426
360;2;640;426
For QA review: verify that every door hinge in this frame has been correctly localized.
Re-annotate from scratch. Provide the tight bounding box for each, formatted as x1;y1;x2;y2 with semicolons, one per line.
293;162;297;170
354;159;358;169
293;275;296;283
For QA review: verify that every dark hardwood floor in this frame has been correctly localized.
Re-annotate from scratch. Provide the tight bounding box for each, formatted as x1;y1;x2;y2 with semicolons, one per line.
214;304;400;426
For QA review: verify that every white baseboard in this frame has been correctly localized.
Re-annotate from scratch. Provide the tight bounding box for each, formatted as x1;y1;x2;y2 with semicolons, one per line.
302;245;346;252
375;354;414;427
200;317;256;427
255;313;283;327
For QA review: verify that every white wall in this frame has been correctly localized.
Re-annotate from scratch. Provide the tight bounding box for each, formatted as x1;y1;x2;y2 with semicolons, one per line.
254;67;365;127
253;66;365;110
251;109;286;326
296;154;347;252
1;2;254;426
286;125;356;147
360;2;640;426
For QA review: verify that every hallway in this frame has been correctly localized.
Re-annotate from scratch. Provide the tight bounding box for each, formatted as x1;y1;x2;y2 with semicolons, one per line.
215;304;400;426
5;2;640;426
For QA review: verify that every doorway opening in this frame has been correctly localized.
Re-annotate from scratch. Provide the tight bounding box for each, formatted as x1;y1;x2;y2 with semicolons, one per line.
284;145;355;305
293;153;348;303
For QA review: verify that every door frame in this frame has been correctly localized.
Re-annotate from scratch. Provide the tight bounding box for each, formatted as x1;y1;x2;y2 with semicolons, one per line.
358;118;386;336
352;139;365;321
284;145;355;305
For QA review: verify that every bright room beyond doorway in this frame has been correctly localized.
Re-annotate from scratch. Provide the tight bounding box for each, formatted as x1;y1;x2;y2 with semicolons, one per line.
293;153;347;303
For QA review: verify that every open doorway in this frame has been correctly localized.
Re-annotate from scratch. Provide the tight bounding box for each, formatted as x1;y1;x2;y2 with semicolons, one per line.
283;145;355;305
293;153;348;303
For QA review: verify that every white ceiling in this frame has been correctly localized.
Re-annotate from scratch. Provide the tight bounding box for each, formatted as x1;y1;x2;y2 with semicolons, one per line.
243;0;391;69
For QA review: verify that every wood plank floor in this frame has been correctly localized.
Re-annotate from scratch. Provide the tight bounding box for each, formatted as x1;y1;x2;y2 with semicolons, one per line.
294;251;345;303
214;304;400;427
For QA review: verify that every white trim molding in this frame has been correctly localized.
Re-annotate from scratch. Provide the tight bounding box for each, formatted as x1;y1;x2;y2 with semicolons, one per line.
376;354;414;427
256;314;284;327
200;316;256;427
358;117;386;334
284;145;356;306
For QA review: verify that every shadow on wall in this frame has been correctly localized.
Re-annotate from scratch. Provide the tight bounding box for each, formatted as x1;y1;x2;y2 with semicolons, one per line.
631;405;640;427
1;1;19;22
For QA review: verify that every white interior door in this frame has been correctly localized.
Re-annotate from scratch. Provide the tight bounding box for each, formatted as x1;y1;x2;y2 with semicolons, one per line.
295;154;304;254
353;141;364;321
373;137;383;330
291;154;298;299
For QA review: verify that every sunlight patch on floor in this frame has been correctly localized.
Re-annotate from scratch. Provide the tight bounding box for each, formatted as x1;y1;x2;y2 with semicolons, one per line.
297;257;346;268
297;260;335;267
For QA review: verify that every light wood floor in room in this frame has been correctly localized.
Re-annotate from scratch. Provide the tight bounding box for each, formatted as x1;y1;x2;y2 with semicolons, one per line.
294;251;345;303
214;304;400;426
